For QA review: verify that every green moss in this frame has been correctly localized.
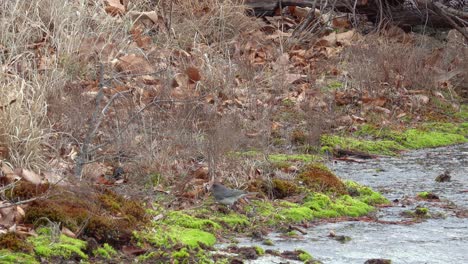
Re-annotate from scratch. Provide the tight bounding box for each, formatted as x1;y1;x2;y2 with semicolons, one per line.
297;249;313;261
28;228;87;260
345;181;389;205
326;81;343;90
269;154;321;163
172;248;190;260
303;193;374;218
401;129;466;149
298;163;347;194
321;135;404;155
271;179;300;199
247;201;276;217
166;211;221;230
418;192;429;199
0;250;38;264
254;246;265;256
454;105;468;120
415;207;429;216
0;233;33;252
323;122;467;155
282;98;295;107
279;206;315;222
137;252;161;262
138;225;216;248
262;239;274;246
211;213;250;228
93;243;117;259
272;160;293;170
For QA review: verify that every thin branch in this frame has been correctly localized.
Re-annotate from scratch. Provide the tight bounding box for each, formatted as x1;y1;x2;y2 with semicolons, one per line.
74;64;106;178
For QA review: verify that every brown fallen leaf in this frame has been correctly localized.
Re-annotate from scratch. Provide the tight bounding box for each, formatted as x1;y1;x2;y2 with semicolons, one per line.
14;168;42;185
0;202;16;228
114;54;154;74
186;66;202;83
104;0;126;16
122;245;146;256
62;226;76;238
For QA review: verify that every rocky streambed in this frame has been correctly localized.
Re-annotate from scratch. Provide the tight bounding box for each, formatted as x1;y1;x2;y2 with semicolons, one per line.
238;143;468;264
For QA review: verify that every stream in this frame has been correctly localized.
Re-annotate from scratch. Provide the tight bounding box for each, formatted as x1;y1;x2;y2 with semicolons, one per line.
238;143;468;264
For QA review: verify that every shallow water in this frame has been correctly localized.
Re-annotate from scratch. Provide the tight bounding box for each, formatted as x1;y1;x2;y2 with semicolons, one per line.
240;144;468;264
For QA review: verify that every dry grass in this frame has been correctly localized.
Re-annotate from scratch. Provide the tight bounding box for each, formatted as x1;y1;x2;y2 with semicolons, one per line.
340;32;467;119
0;0;128;170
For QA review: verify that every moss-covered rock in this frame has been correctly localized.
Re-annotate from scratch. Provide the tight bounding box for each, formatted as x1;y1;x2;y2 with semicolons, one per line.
270;179;301;199
24;186;147;247
298;164;347;194
345;181;390;205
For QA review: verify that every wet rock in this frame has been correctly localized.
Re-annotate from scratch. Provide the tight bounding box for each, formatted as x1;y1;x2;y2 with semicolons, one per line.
364;259;391;264
334;235;352;243
262;239;274;246
417;191;439;200
230;259;244;264
228;246;259;260
435;170;451;182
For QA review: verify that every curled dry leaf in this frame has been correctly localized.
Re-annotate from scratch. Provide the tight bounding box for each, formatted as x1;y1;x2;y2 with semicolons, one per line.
14;168;42;185
80;36;116;62
1;161;14;174
351;115;366;123
332;16;352;30
410;94;430;105
104;0;126;16
16;206;25;223
190;166;209;180
185;66;202;83
362;96;387;107
114;54;154;74
82;163;109;182
128;11;160;25
61;226;76;238
0;202;16;228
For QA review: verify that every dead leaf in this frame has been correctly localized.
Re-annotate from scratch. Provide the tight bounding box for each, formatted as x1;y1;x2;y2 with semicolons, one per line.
172;73;189;88
16;206;25;223
130;26;152;48
336;30;356;46
185;67;202;83
122;245;146;256
114;54;154;74
284;73;307;84
78;36;116;62
410;94;430;105
332;16;351;30
14;168;42;185
362;96;387;107
0;202;16;228
128;11;160;25
62;226;76;238
82;163;109;182
104;0;126;16
191;166;209;179
351;115;366;123
370;106;392;115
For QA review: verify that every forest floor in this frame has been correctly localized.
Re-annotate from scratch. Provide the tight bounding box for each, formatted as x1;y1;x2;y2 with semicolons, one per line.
0;0;466;263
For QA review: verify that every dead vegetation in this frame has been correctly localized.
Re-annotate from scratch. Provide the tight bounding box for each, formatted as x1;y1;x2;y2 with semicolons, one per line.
0;0;466;259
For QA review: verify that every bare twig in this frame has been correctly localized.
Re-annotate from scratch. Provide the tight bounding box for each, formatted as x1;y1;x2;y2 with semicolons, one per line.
74;64;106;179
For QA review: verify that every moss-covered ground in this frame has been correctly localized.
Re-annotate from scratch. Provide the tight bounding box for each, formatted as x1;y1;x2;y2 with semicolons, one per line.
322;122;467;156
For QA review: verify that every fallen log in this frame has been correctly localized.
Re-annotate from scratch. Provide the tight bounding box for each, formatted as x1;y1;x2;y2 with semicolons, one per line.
243;0;467;34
